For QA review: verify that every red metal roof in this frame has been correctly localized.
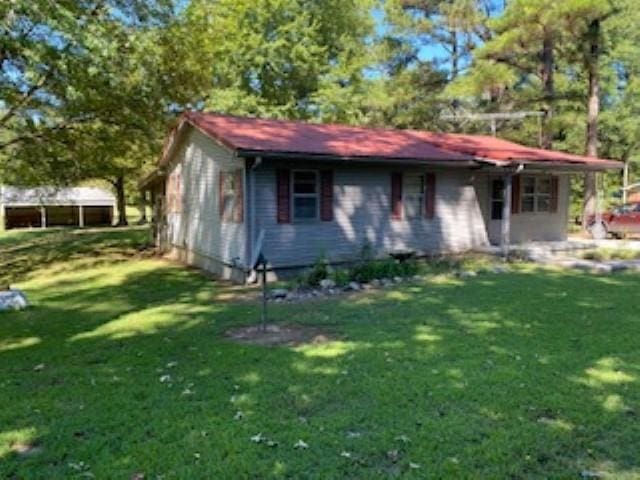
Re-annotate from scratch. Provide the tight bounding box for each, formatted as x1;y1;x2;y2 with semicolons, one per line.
173;111;620;169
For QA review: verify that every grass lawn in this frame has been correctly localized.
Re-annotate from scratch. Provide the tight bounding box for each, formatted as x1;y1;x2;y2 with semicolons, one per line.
1;228;639;478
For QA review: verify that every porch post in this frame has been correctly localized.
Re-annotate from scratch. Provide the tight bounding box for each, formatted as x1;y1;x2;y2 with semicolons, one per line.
78;205;84;228
501;173;512;258
40;206;47;229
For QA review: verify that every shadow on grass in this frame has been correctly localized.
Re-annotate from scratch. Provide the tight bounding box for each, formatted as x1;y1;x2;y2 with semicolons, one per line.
0;227;151;286
1;262;639;478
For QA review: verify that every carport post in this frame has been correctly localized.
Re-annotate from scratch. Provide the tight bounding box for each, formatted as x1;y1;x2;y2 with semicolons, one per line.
501;173;512;259
78;205;84;228
40;206;47;229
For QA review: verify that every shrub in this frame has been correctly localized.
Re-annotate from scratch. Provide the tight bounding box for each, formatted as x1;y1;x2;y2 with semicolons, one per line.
303;254;330;287
331;268;350;287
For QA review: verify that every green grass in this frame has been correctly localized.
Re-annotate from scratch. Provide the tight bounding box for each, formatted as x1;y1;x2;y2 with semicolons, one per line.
1;229;640;478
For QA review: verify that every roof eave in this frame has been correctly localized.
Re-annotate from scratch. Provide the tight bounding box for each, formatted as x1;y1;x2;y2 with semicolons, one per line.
475;157;622;172
236;149;479;167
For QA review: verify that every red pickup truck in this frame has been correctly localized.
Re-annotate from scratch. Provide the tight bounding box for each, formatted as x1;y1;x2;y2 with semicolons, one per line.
589;203;640;239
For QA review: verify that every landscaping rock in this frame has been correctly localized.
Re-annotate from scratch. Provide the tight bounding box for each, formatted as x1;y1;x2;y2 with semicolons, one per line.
346;282;361;291
491;265;508;274
393;276;403;283
0;289;29;311
319;279;336;289
459;270;477;278
270;289;289;299
412;275;423;281
370;279;382;287
381;278;393;287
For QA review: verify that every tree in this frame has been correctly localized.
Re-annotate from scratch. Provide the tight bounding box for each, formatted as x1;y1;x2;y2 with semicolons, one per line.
0;0;176;225
173;0;376;123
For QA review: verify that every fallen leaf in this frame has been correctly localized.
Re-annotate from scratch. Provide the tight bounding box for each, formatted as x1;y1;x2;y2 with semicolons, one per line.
159;375;171;383
340;451;352;459
294;439;308;449
395;434;410;443
409;462;421;469
387;449;400;463
33;363;45;371
234;411;244;421
250;433;265;443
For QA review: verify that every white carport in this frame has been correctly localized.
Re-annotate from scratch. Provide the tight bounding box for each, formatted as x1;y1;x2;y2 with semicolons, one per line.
0;186;115;230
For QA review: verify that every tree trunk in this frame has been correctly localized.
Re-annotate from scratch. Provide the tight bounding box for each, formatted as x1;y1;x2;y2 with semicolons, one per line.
582;18;600;230
450;30;459;80
137;190;148;224
115;175;128;226
540;29;554;149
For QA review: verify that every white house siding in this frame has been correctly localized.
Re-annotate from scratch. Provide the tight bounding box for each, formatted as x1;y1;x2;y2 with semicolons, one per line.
252;162;490;268
165;129;246;278
475;173;571;244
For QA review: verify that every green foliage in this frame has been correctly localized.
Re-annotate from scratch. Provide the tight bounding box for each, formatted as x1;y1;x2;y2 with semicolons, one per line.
330;268;351;287
303;254;330;287
178;0;377;123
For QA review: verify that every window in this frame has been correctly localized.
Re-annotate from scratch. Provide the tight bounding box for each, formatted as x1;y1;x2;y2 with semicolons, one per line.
167;170;182;213
292;171;318;221
521;176;552;213
220;170;243;223
491;178;504;220
403;174;425;219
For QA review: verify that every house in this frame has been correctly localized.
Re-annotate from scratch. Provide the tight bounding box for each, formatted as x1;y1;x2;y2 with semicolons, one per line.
0;186;115;230
140;112;621;282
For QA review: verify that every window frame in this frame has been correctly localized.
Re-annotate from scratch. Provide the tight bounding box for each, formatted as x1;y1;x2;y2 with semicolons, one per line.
291;169;320;222
490;178;504;220
220;170;239;223
402;173;426;219
521;175;552;214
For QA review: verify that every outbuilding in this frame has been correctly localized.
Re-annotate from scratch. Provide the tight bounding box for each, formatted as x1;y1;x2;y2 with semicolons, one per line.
0;186;115;230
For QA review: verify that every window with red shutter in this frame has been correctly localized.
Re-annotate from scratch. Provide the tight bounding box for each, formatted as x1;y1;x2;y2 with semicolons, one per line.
220;169;244;223
391;172;402;220
276;169;291;223
511;175;521;214
425;173;436;219
320;170;333;221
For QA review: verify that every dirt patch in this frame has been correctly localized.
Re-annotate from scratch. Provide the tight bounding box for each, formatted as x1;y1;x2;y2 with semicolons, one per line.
11;442;42;457
225;323;333;347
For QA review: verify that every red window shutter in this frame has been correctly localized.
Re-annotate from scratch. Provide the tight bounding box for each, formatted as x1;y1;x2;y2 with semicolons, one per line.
550;176;559;213
391;172;403;221
234;170;244;223
511;175;521;214
276;169;291;223
424;173;436;219
219;171;225;219
320;170;334;221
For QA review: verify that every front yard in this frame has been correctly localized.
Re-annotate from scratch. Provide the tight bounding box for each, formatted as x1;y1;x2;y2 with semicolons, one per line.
1;228;639;478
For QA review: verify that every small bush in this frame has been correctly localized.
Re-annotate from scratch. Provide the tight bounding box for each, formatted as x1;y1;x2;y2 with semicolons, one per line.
305;255;330;287
349;258;418;283
331;269;350;287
